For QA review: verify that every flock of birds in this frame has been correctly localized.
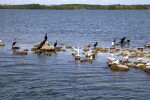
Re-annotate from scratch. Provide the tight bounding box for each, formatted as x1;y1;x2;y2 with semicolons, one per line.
0;35;150;66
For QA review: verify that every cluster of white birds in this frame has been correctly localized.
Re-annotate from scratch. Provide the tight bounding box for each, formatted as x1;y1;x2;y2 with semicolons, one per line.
74;47;93;60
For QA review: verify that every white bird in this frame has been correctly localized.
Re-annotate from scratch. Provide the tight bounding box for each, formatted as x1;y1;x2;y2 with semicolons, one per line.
111;41;115;47
113;60;120;64
90;56;93;60
0;40;2;43
74;48;80;57
107;57;116;61
137;58;143;62
123;56;129;59
146;63;150;66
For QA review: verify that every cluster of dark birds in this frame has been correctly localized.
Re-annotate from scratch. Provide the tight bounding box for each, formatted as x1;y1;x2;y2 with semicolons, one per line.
11;35;130;50
93;37;130;48
12;34;58;49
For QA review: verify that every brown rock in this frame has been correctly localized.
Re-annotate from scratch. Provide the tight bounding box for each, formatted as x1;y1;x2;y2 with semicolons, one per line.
0;43;5;46
135;64;146;70
43;51;52;56
75;56;80;60
66;46;72;49
55;47;62;51
31;48;36;51
83;48;89;52
15;51;28;55
12;46;20;49
84;44;91;48
111;64;129;71
41;45;55;51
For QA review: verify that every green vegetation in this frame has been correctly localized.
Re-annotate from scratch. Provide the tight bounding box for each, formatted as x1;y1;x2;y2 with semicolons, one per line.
0;4;150;10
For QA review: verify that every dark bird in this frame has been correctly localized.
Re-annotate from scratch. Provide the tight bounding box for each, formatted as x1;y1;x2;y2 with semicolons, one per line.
93;42;98;48
114;38;116;42
44;34;47;41
36;40;46;50
120;37;126;44
54;40;57;47
12;39;17;47
127;37;130;42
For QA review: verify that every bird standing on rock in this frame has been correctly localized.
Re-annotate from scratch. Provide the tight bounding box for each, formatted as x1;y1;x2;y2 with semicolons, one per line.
54;40;57;47
12;39;17;47
45;34;47;41
93;42;98;48
127;37;130;42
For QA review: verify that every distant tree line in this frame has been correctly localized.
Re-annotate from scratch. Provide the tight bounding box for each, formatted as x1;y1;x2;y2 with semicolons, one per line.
0;4;150;10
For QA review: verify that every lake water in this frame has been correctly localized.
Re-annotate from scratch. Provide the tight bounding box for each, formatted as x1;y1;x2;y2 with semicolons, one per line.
0;9;150;100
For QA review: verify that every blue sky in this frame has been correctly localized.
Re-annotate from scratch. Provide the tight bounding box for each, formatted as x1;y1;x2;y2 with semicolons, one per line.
0;0;150;5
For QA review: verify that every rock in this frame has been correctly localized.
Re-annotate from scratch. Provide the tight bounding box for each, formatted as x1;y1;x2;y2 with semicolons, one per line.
134;62;146;65
83;48;89;52
91;50;98;54
61;49;66;52
111;64;129;71
95;46;103;51
43;51;52;56
125;63;134;67
41;45;55;51
129;53;138;58
115;49;120;53
0;43;5;46
144;45;150;48
24;49;28;51
107;61;114;67
34;50;42;54
15;51;28;55
137;47;143;51
135;64;146;70
12;46;20;49
75;56;80;60
34;41;49;47
72;52;76;56
66;46;72;49
80;59;87;62
31;48;36;51
55;47;62;51
123;59;131;64
145;66;150;73
84;44;91;48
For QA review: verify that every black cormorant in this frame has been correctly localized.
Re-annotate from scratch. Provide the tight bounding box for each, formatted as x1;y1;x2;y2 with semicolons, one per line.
54;40;57;47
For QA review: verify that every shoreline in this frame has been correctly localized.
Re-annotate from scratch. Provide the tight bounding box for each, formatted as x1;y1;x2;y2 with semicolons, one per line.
0;4;150;10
